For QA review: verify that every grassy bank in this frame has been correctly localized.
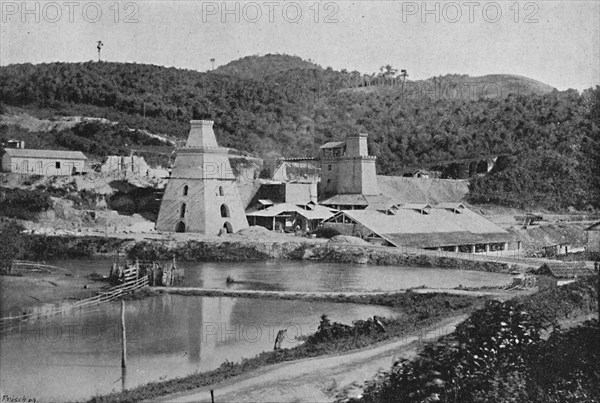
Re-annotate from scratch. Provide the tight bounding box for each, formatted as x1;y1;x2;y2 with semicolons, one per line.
355;277;599;403
88;292;485;403
12;233;511;272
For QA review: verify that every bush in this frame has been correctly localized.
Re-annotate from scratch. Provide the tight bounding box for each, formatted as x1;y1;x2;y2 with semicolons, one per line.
0;187;52;220
357;277;599;403
315;226;341;239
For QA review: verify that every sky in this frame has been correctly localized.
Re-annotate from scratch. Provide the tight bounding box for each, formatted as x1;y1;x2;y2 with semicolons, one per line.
1;0;599;91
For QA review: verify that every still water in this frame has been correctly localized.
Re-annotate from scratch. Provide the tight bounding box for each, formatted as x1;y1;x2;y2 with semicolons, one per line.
55;259;512;292
1;295;399;402
1;260;510;401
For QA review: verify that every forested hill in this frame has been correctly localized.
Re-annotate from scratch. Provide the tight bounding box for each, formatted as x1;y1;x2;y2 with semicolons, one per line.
214;54;320;80
0;56;599;210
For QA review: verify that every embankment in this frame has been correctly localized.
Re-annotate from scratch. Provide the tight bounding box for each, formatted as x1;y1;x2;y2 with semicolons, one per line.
16;234;512;272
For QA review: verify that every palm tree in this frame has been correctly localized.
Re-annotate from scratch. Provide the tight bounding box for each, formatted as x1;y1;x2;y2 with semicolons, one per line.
97;41;104;62
400;69;408;99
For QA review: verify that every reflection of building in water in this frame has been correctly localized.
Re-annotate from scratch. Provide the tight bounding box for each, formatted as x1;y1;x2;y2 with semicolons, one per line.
187;297;235;363
187;298;202;362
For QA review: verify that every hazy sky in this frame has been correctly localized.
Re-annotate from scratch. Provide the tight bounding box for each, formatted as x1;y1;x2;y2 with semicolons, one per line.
1;1;598;90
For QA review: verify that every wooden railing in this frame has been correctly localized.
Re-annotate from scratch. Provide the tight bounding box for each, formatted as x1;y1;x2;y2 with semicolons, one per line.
0;276;149;334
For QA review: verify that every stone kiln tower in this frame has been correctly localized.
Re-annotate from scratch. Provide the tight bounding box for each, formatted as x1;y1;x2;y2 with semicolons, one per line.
320;133;380;196
156;120;248;234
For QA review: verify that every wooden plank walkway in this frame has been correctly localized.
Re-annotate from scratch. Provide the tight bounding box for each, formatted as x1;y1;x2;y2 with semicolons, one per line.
0;276;148;333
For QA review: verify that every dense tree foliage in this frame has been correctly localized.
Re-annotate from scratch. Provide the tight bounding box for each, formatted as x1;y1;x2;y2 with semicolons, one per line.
356;278;599;402
0;56;598;210
0;221;25;270
0;187;52;220
0;121;169;164
214;54;320;80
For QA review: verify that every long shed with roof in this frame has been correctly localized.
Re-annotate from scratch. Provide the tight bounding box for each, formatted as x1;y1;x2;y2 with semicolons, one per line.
2;148;87;176
246;202;335;231
322;203;512;251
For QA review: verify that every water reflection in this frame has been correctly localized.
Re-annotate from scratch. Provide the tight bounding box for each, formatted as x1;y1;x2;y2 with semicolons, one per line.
181;260;511;292
1;295;397;402
50;259;511;292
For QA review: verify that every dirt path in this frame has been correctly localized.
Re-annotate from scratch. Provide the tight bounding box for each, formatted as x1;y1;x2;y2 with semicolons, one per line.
156;314;469;403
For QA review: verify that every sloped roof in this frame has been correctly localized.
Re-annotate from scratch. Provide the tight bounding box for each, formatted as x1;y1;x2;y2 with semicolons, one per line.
324;206;511;248
399;203;432;211
401;168;429;175
364;194;397;211
435;202;466;210
320;194;369;206
319;141;344;149
246;203;335;220
279;161;318;169
3;148;87;160
535;262;594;278
586;221;600;231
258;199;274;205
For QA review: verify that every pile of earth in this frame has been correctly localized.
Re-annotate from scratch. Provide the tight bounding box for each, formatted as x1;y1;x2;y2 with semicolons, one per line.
327;235;370;245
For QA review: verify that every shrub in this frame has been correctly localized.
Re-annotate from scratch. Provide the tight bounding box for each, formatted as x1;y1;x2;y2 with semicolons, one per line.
0;187;52;220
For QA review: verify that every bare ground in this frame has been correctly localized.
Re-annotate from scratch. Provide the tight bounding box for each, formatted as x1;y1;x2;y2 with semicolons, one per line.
155;314;470;403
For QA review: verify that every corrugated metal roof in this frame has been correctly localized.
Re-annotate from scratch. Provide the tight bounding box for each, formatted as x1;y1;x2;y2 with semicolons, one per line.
3;148;87;160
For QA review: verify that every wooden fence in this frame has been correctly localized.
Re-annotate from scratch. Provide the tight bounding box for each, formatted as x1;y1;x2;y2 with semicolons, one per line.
0;275;148;334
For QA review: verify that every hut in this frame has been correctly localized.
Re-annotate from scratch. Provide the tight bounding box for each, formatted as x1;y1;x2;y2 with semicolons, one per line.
533;262;594;286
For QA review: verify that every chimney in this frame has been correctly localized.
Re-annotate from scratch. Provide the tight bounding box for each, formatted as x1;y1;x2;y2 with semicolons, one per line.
185;120;219;148
346;133;369;157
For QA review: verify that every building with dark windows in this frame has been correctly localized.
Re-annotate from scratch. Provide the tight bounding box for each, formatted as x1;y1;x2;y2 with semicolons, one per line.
155;120;248;234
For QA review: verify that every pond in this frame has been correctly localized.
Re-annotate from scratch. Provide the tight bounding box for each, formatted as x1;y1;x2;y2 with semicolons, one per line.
55;258;512;292
0;294;399;402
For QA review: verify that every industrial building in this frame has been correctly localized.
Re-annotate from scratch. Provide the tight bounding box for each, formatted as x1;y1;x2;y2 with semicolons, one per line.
322;203;513;251
1;148;87;176
155;120;248;234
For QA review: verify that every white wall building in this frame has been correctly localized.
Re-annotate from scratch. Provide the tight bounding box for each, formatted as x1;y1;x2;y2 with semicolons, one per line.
2;148;88;176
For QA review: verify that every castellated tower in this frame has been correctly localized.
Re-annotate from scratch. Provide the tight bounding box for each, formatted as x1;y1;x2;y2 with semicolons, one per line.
320;133;380;196
156;120;249;234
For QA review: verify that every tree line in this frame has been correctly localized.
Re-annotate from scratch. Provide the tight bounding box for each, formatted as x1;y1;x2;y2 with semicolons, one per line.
0;57;598;210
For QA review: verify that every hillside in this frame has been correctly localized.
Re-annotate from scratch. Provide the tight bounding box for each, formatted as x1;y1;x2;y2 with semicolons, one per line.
214;54;321;80
377;176;469;204
347;73;556;101
0;55;599;210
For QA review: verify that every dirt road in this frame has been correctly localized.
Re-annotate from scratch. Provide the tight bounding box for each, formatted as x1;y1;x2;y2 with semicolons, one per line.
156;314;469;403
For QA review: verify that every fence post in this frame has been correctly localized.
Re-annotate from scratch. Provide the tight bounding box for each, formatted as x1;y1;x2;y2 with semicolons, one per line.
121;299;127;391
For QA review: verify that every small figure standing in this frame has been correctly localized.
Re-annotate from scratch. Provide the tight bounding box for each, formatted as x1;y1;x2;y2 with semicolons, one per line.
274;329;287;350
